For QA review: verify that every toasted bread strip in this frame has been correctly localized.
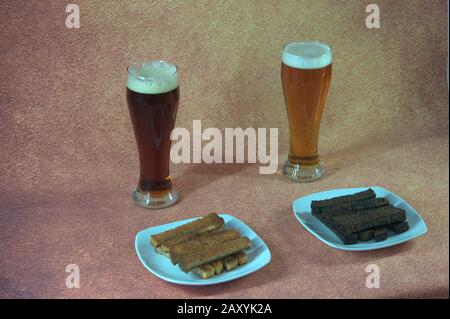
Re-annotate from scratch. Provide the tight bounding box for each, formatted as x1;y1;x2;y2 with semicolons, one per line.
223;256;238;271
159;224;226;254
331;206;406;233
233;251;247;265
156;246;221;277
387;221;409;233
357;229;375;241
192;264;215;279
314;198;390;218
155;246;171;258
374;227;389;242
150;213;223;248
311;189;376;213
179;236;251;273
316;215;358;244
159;217;224;251
170;229;240;264
210;260;223;275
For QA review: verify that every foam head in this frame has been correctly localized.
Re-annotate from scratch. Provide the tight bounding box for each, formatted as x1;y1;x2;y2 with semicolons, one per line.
282;41;332;69
127;61;178;94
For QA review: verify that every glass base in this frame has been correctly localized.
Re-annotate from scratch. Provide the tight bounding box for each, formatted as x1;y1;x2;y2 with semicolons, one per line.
132;188;179;209
282;160;324;182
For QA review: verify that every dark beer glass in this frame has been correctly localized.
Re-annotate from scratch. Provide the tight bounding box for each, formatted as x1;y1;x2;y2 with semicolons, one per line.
281;41;332;182
126;61;179;208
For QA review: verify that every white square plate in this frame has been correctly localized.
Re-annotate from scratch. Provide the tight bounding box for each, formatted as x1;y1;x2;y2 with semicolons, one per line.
135;213;271;285
293;186;428;251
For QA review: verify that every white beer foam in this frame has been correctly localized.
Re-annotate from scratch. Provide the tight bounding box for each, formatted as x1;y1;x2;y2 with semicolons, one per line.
127;61;178;94
282;41;332;69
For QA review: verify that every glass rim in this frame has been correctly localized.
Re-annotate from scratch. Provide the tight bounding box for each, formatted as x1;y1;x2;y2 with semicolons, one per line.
127;60;178;81
282;40;333;57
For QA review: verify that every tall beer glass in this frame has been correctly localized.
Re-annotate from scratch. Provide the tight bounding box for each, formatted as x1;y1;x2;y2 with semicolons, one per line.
281;41;332;182
126;61;179;208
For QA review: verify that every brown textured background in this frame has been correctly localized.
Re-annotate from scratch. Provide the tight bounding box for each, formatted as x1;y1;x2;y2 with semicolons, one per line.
0;0;448;298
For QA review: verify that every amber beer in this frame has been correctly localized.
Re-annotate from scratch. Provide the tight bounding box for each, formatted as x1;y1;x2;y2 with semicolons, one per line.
126;61;179;208
281;41;332;182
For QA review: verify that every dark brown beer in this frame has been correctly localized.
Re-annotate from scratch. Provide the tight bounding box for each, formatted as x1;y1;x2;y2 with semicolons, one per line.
126;60;180;208
126;87;179;194
281;63;332;165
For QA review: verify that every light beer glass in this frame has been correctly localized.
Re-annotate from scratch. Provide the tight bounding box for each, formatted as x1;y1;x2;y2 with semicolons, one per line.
126;61;179;208
281;41;332;182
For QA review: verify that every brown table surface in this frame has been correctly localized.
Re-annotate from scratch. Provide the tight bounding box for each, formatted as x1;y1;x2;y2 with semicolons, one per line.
0;0;448;299
1;132;448;298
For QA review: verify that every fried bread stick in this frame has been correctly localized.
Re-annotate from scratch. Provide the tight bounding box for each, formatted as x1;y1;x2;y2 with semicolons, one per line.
318;216;358;244
387;221;409;234
150;213;224;248
357;229;375;241
311;189;376;214
374;227;389;242
194;252;246;278
210;260;223;275
179;237;251;273
331;207;406;233
222;256;238;271
233;251;247;265
314;198;390;218
159;224;225;254
170;229;240;264
192;264;215;279
155;246;171;257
